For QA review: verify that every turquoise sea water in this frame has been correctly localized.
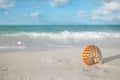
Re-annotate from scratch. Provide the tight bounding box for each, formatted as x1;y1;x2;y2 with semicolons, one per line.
0;25;120;49
0;25;120;33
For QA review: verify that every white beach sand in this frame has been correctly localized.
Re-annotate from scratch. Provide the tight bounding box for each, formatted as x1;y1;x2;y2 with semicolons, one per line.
0;47;120;80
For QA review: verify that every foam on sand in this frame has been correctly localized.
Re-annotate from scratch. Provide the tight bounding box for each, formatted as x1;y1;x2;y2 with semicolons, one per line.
0;47;120;80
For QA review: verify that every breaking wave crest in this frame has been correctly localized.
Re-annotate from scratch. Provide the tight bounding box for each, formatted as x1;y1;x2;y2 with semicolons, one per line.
0;31;120;49
0;31;120;40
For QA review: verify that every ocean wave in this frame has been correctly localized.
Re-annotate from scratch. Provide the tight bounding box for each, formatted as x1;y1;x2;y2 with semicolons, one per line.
0;31;120;40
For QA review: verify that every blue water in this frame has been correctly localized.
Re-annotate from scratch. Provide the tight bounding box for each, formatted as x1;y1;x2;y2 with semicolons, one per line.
0;25;120;33
0;25;120;49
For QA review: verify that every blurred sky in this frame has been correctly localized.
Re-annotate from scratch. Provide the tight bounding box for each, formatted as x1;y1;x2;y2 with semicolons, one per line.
0;0;120;25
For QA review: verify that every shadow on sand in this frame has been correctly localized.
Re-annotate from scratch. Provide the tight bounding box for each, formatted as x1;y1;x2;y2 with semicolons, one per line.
103;55;120;63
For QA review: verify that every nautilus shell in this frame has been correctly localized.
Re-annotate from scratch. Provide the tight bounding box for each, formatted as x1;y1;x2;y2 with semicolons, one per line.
82;45;102;66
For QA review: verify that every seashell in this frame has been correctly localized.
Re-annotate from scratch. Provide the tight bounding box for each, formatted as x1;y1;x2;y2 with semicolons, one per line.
82;45;102;66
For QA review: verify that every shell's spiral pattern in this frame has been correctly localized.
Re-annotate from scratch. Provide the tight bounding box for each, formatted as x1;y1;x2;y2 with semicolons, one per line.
82;45;102;66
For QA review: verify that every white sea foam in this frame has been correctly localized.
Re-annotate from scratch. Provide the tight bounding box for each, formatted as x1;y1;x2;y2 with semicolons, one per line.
0;46;26;49
0;31;120;49
1;31;120;40
46;44;73;48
